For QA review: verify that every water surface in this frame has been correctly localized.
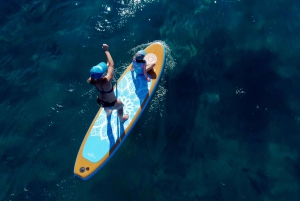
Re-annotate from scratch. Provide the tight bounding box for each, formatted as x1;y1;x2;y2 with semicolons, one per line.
1;0;300;200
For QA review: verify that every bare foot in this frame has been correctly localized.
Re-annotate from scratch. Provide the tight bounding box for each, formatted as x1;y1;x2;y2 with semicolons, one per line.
120;114;129;123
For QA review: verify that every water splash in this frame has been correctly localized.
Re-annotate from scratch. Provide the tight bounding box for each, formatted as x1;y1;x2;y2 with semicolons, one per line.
95;0;156;34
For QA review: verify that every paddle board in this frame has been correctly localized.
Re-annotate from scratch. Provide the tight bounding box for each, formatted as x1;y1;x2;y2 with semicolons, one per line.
74;42;166;180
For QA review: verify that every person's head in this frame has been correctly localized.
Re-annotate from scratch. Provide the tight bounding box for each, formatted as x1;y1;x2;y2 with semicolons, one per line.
88;62;107;84
134;50;146;61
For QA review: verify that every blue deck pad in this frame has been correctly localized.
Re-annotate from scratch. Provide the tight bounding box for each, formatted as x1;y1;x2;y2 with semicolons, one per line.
83;71;152;163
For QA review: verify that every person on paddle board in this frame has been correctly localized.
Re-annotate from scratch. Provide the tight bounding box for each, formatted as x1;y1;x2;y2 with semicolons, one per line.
130;50;155;82
88;44;129;122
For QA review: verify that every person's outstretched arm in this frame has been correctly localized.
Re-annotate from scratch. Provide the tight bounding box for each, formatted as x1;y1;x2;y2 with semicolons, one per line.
103;44;114;82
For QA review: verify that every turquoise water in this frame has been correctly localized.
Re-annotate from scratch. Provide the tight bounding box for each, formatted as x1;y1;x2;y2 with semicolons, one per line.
1;0;300;200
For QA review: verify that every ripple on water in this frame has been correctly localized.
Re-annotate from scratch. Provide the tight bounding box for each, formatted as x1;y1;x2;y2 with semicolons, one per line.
95;0;157;35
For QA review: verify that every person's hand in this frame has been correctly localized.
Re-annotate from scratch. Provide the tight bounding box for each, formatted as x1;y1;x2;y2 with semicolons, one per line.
147;77;151;82
102;44;109;51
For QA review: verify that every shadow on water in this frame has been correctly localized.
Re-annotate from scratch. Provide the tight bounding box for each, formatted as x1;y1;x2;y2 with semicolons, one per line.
241;167;270;196
284;156;300;184
223;48;293;139
228;49;278;132
221;47;300;197
0;1;22;25
162;57;204;177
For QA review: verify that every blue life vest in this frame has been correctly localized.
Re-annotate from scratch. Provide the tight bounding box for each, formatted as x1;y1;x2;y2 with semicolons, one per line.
133;59;146;74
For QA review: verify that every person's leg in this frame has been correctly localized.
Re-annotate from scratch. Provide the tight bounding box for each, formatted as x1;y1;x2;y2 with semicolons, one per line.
146;63;155;72
113;100;129;122
104;108;112;116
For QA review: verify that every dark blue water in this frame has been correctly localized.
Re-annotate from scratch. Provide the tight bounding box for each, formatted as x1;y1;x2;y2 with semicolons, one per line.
1;0;300;200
